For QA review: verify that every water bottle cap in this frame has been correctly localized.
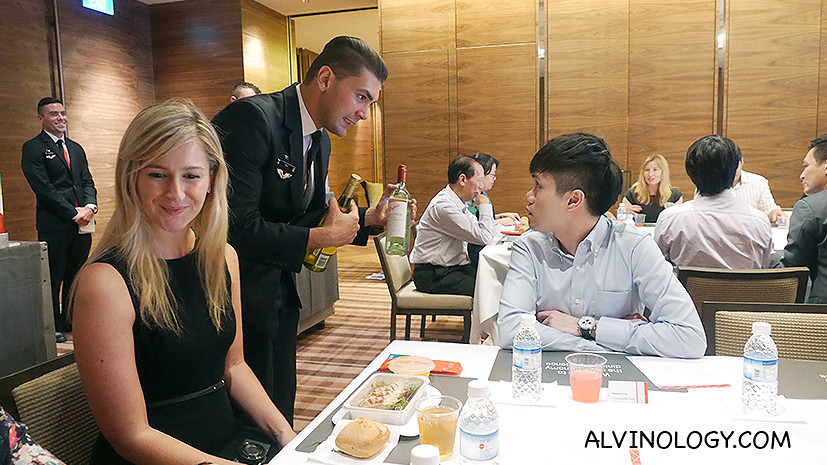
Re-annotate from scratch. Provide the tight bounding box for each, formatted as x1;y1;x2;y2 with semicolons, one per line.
520;314;535;327
410;444;440;465
752;321;771;335
467;379;490;397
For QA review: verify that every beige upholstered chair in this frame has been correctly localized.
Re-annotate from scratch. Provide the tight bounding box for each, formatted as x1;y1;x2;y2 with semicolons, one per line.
374;233;472;342
0;353;99;465
701;302;827;360
677;266;809;316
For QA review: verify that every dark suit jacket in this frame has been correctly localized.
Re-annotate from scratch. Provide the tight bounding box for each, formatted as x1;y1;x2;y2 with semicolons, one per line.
21;131;97;233
212;84;369;336
782;189;827;303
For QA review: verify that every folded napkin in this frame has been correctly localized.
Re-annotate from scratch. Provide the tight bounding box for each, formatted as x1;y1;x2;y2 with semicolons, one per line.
306;419;401;465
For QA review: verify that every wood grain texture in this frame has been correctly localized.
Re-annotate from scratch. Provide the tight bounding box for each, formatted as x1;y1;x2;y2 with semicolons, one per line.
629;0;717;198
0;0;53;241
379;0;455;53
547;0;629;168
57;0;155;248
455;0;535;47
151;0;244;119
456;44;537;215
241;0;291;93
820;0;827;141
725;0;821;208
382;50;452;208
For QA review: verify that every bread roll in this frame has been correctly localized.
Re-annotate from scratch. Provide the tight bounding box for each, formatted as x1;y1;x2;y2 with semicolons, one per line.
335;417;390;458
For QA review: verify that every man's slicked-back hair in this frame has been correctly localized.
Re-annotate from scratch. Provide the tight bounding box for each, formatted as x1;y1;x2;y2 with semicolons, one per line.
231;82;261;98
471;152;500;175
808;134;827;164
685;135;741;196
37;97;63;114
529;132;623;216
448;156;481;184
302;36;388;85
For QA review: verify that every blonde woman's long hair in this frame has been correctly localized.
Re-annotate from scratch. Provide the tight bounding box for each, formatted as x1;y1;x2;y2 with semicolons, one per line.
70;100;230;334
631;153;674;207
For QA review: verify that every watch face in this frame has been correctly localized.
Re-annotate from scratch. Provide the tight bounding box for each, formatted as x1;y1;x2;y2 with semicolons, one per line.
578;316;596;331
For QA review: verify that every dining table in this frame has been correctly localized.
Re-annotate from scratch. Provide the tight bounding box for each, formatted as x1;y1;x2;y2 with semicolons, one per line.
269;340;826;464
470;224;792;345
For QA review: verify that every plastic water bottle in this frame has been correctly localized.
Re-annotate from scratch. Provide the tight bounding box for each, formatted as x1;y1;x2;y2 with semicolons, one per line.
460;380;499;464
616;203;627;222
512;314;542;401
742;322;778;416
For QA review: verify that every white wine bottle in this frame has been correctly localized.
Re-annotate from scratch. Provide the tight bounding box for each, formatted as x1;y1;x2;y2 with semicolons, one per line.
303;173;362;272
385;165;412;256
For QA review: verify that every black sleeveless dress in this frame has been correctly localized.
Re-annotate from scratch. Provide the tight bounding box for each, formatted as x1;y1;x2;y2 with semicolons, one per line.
90;251;238;464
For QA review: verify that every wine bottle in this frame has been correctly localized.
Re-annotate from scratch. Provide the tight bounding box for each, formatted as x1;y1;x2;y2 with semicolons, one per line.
303;173;362;272
385;165;412;256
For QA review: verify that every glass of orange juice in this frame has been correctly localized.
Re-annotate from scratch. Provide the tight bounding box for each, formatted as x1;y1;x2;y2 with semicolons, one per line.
565;353;607;403
414;395;462;459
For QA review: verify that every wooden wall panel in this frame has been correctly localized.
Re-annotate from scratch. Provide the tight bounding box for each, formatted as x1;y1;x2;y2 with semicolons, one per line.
151;0;244;119
0;0;52;241
456;44;537;215
379;0;455;53
382;50;451;207
547;0;629;168
725;0;821;207
629;0;716;197
58;0;155;247
820;0;827;139
241;0;290;93
456;0;535;47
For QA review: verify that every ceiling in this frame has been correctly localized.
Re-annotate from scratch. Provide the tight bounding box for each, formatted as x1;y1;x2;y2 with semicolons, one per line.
138;0;378;16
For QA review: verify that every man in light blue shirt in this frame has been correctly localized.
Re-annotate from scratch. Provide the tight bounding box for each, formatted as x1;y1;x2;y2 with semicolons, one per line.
497;133;705;359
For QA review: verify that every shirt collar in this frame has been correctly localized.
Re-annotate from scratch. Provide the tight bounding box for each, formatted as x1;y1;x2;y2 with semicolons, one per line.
550;216;610;259
696;189;736;203
295;83;320;138
444;184;469;211
43;130;64;144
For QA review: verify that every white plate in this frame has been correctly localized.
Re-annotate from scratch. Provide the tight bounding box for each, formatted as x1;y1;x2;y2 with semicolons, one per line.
333;385;441;437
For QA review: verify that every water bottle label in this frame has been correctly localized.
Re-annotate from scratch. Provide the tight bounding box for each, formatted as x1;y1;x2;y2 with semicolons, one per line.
743;356;778;382
513;346;541;370
460;428;499;461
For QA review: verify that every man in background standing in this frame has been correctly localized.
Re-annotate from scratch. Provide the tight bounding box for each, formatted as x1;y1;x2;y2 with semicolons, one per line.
22;97;97;343
229;81;261;103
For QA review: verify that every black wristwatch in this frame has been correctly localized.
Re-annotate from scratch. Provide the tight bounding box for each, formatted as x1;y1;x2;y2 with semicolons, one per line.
578;316;596;340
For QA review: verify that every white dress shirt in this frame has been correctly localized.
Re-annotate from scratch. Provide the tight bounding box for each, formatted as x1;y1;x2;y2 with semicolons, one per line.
295;84;331;197
655;190;772;269
497;217;705;359
731;171;782;215
410;185;496;266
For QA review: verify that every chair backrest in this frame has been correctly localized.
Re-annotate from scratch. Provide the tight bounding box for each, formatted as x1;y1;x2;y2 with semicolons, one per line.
0;353;98;465
702;302;827;359
374;233;413;297
677;266;809;315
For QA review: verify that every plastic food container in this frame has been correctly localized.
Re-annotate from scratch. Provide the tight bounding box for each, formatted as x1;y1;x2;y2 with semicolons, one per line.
343;373;430;425
388;356;436;376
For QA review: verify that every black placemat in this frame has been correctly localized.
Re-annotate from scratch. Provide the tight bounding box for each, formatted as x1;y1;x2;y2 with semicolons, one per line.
488;349;674;391
295;373;473;464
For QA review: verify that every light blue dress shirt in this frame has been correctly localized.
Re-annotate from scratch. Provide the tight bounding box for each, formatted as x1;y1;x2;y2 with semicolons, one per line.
497;216;706;359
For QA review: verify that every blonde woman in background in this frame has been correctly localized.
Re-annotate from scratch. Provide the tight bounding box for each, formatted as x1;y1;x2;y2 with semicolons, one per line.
70;100;295;465
621;153;683;223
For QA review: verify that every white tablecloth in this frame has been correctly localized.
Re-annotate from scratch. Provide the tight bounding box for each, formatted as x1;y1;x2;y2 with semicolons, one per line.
270;341;827;464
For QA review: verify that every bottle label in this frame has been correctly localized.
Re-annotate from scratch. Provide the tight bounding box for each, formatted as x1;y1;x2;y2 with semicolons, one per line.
315;253;330;269
460;428;499;461
386;200;408;237
743;356;778;382
513;346;541;370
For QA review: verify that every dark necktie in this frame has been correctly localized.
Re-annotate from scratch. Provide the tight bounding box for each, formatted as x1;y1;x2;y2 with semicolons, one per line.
302;131;321;211
57;139;71;170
